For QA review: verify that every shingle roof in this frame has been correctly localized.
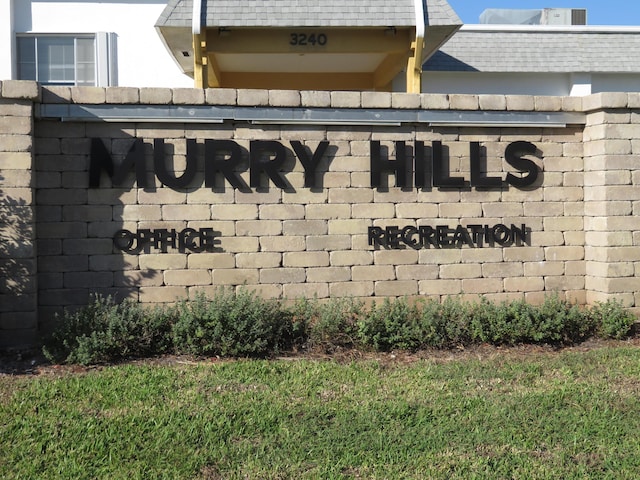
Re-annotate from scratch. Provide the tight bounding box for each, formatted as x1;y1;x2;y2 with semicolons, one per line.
157;0;461;28
425;26;640;73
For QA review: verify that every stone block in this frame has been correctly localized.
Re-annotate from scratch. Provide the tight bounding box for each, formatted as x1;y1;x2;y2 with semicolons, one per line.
164;269;212;286
259;235;306;252
373;249;419;265
211;204;258;220
395;264;438;281
237;89;269;106
64;271;113;289
391;93;421;109
106;87;140;104
259;267;305;283
205;88;237;105
283;251;329;267
328;219;370;235
304;204;351;220
300;90;331;107
139;88;173;104
188;253;235;269
41;86;72;103
259;204;305;219
283;219;327;235
306;235;351;251
219;236;259;253
269;89;300;107
439;264;482;279
545;246;584;261
352;265;395;281
162;204;211;221
506;95;535;111
421;94;449;109
172;88;205;104
562;96;583;112
534;96;562;111
582;92;628;111
71;87;106;104
375;280;418;296
139;286;187;303
449;95;479;110
212;268;260;285
0;116;32;135
329;281;374;297
418;279;461;295
462;278;504;294
328;188;373;204
482;262;523;278
478;95;506;111
283;282;329;298
330;91;361;108
306;266;351;283
330;251;373;266
362;91;391;108
139;254;187;270
235;252;281;268
0;135;32;152
1;80;40;100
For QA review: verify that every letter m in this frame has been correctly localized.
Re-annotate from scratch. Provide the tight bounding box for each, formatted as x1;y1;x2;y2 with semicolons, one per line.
89;138;147;188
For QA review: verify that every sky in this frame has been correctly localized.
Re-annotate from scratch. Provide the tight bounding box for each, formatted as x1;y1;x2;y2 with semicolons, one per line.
447;1;640;26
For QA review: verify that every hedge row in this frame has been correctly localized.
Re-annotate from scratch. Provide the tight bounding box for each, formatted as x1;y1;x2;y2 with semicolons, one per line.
43;289;637;365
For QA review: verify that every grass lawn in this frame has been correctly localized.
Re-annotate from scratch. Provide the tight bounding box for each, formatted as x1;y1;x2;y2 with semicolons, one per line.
2;343;640;479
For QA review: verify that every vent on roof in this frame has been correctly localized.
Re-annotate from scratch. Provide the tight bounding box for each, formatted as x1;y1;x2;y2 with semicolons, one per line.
480;8;587;25
542;8;587;25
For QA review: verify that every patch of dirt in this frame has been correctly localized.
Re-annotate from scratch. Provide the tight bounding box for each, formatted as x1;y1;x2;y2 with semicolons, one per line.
1;336;639;377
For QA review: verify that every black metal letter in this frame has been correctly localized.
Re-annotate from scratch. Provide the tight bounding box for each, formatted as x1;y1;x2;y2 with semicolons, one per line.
469;142;502;188
154;138;198;189
204;139;246;189
89;138;147;188
250;140;288;189
370;141;411;188
505;141;539;188
432;141;464;187
290;140;329;187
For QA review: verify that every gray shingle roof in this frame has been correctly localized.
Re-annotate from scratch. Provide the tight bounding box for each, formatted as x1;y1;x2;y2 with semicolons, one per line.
425;27;640;73
157;0;461;28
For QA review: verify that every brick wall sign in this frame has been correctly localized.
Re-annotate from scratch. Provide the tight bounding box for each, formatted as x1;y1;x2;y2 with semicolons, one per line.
1;82;639;347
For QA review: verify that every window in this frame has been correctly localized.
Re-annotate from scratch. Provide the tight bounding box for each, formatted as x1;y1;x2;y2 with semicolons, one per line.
16;33;117;86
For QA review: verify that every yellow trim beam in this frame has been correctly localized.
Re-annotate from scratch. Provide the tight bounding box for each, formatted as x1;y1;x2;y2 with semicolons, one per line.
193;33;208;88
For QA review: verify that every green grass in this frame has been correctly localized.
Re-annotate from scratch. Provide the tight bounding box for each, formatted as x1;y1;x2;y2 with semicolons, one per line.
2;346;640;479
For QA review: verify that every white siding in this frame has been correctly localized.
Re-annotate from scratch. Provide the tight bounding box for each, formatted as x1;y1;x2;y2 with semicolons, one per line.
422;72;572;96
0;0;14;80
12;0;192;87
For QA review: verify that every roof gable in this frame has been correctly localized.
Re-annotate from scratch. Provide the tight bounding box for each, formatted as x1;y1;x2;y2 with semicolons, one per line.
157;0;461;28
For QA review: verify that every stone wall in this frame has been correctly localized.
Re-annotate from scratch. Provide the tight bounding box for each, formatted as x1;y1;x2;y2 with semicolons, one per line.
1;81;639;348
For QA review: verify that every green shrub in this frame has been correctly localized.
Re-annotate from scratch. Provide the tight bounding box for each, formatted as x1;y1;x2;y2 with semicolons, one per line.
293;296;364;351
357;297;421;351
41;291;636;365
42;295;174;365
171;288;292;357
424;296;474;348
589;299;637;339
471;295;593;346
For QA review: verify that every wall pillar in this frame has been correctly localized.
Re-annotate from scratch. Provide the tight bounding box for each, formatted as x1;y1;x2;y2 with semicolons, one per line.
0;80;39;348
584;92;640;313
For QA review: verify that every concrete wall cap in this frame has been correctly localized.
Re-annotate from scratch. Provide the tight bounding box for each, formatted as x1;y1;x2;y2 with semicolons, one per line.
1;80;40;101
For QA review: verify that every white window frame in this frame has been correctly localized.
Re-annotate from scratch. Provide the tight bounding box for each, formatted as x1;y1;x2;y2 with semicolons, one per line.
16;32;117;86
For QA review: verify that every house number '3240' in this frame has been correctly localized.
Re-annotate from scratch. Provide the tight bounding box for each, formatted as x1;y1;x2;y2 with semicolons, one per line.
290;33;327;46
